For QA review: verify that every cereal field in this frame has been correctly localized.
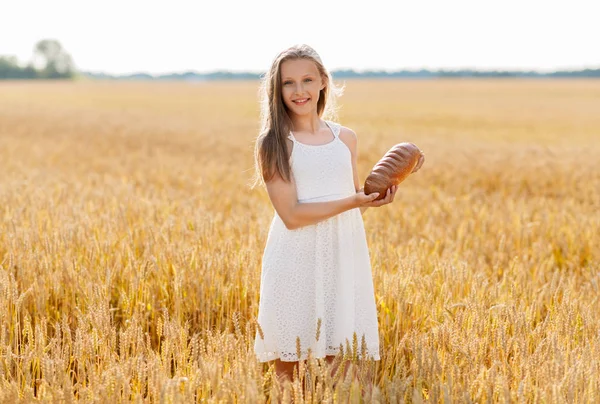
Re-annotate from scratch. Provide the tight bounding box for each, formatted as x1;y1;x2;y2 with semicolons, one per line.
0;79;599;402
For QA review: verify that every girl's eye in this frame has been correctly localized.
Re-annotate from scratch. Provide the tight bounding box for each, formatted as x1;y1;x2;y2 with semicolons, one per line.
283;79;312;85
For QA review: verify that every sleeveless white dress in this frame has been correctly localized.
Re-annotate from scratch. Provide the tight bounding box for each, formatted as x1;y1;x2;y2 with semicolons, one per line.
254;120;380;362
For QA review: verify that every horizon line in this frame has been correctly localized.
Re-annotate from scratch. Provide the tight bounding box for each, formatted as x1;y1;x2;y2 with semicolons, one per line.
82;65;600;77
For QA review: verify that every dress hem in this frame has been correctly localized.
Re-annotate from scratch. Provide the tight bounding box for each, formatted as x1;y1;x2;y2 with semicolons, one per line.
255;349;381;363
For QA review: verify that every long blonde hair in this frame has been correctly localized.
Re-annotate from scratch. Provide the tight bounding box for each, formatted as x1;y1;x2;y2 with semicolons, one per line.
250;44;343;189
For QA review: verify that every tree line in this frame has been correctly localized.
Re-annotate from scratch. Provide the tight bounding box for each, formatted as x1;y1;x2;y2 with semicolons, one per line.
86;68;600;81
0;39;75;79
1;40;599;80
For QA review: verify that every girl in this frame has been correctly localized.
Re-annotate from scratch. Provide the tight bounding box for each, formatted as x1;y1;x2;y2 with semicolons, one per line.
251;44;399;381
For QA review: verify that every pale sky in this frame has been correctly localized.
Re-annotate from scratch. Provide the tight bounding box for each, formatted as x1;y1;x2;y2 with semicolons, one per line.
1;0;599;75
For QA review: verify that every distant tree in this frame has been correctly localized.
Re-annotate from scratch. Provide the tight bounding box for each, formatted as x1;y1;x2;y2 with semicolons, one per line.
0;56;20;79
33;39;75;79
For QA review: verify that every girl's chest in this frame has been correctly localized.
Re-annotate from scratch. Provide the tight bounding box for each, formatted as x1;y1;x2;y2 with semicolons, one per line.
291;143;352;179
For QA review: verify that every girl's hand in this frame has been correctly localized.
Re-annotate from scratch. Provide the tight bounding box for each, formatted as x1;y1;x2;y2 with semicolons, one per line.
354;186;398;208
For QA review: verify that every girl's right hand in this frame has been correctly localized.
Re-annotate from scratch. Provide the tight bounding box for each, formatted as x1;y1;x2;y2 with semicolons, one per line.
354;189;379;207
354;186;397;208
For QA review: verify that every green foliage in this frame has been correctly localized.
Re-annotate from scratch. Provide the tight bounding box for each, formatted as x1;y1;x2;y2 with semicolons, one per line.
0;39;75;80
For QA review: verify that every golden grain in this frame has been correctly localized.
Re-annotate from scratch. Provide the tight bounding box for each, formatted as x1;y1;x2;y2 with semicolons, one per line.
0;79;598;401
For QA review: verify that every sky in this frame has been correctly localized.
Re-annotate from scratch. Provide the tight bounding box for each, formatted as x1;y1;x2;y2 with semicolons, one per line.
1;0;599;75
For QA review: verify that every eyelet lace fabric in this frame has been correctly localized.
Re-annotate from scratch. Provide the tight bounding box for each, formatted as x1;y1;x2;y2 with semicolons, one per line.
254;120;380;362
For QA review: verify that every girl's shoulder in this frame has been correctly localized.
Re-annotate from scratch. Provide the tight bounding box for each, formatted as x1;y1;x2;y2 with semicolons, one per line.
325;120;355;136
326;120;356;140
326;120;358;153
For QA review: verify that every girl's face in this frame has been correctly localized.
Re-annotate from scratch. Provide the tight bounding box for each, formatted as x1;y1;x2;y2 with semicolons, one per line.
279;58;325;117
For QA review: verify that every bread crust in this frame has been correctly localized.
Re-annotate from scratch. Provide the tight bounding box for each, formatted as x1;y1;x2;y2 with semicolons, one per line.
364;142;423;200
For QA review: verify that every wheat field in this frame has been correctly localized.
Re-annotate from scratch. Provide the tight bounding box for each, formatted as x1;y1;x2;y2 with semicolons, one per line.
0;79;599;402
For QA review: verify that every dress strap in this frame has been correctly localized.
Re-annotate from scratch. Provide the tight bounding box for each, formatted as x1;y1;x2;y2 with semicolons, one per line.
287;131;296;142
324;120;340;138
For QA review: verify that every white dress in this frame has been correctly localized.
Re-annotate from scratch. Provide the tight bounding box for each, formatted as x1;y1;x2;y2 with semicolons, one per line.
254;120;380;362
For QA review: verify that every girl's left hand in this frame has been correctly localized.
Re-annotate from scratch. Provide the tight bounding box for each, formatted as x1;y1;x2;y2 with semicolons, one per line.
359;185;398;207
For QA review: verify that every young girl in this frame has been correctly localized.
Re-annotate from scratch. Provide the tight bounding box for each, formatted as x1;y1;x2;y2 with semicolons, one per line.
251;44;398;381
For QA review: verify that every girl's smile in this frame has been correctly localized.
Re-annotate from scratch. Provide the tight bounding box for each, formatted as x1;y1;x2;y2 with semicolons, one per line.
293;98;310;106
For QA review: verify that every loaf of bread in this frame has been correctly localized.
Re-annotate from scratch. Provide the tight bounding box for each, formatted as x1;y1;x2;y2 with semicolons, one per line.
364;142;424;200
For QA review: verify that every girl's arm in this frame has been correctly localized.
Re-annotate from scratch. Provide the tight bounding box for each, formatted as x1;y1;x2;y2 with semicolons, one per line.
265;168;379;230
340;127;369;216
340;127;397;215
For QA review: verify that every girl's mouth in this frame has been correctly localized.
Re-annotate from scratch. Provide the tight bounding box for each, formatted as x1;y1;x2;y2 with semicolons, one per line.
293;98;310;105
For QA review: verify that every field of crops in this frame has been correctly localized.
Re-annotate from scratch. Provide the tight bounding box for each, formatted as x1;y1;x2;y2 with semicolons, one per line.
0;79;599;402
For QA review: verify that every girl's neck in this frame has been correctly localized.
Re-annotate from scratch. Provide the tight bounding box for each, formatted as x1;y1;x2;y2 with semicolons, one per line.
290;114;324;135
